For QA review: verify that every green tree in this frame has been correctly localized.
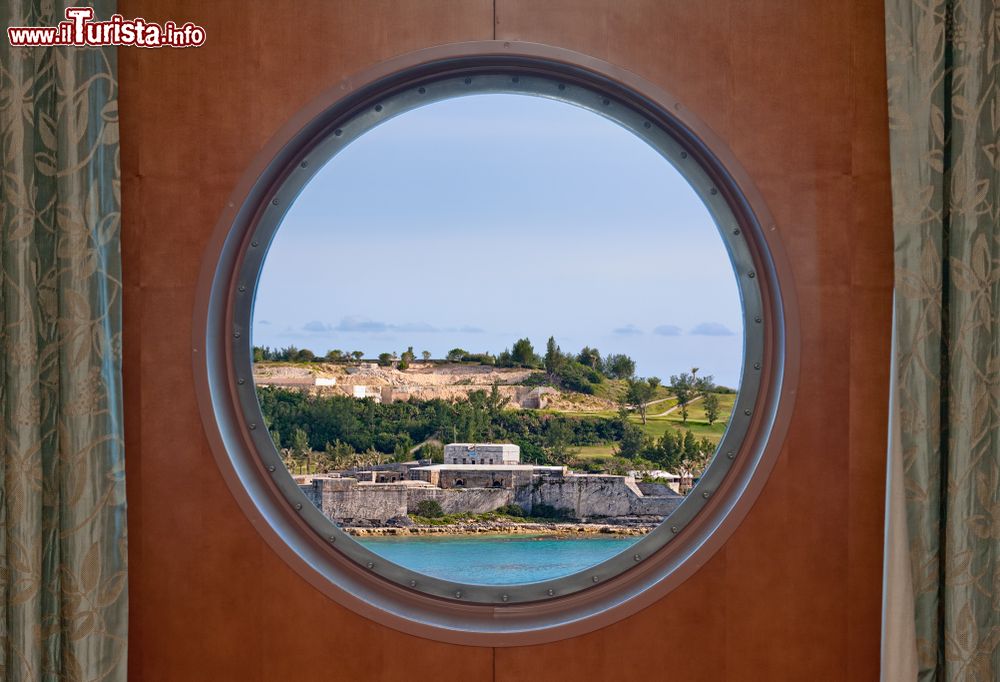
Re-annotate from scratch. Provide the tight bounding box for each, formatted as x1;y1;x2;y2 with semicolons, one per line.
393;433;414;461
325;349;344;363
630;457;656;478
577;346;601;369
647;376;661;390
290;426;311;475
605;456;634;476
485;381;510;439
694;370;715;395
615;421;647;458
543;417;577;465
377;352;394;367
361;448;390;467
421;350;431;361
624;379;656;424
604;353;636;380
401;346;415;363
545;336;562;373
416;441;444;463
669;372;695;423
446;348;468;362
703;393;721;424
350;350;364;361
651;429;683;471
677;431;714;480
312;447;332;473
511;338;538;367
324;440;355;470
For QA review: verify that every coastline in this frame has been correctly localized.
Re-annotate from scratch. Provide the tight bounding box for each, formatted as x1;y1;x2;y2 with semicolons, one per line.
344;520;659;537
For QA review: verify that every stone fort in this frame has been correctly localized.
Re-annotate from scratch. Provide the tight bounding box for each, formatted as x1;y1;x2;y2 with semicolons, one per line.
298;442;683;525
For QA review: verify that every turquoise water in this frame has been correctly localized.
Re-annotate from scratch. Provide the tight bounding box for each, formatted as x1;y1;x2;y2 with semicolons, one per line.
357;534;641;585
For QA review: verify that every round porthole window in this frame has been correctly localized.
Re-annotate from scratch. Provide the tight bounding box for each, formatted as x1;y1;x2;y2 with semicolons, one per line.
194;42;795;645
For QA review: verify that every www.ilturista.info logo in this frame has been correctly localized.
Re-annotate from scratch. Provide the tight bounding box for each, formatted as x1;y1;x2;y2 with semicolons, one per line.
7;7;206;48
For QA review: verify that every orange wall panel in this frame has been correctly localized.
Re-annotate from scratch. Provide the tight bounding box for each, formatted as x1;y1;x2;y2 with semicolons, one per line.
120;1;892;679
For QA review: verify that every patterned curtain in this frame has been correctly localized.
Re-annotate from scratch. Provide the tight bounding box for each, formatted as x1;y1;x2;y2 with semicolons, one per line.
0;1;127;680
884;0;999;680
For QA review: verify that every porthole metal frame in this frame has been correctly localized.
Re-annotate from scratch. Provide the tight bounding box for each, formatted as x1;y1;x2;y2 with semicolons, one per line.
194;41;796;645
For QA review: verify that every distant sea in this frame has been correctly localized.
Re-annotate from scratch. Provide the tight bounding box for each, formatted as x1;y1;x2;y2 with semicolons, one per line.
357;534;641;585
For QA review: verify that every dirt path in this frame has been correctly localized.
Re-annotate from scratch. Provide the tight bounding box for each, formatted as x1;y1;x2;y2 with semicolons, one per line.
647;394;703;418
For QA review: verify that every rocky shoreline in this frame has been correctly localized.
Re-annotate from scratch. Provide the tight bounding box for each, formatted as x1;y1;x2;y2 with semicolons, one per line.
344;519;660;537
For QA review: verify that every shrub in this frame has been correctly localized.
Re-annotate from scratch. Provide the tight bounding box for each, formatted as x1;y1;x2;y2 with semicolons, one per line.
416;442;444;464
555;361;600;394
414;500;444;518
520;373;553;388
462;352;495;366
495;504;526;517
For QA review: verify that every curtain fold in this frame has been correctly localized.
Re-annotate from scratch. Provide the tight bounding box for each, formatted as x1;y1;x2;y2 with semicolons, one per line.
0;1;127;680
883;301;920;681
884;0;999;679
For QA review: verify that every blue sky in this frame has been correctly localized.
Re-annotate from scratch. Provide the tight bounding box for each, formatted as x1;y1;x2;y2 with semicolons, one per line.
253;93;744;386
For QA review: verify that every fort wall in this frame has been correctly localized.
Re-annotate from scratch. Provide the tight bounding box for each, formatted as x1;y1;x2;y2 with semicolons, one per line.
406;487;514;515
526;474;681;519
303;471;683;524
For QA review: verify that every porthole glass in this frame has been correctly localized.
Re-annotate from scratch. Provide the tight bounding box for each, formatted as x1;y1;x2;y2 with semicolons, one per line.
196;46;790;638
243;74;757;600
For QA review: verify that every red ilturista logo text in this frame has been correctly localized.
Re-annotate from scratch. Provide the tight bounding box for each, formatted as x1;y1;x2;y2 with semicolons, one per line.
7;7;206;48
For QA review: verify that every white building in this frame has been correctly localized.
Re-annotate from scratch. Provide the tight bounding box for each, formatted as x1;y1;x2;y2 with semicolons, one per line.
443;443;520;466
350;385;381;403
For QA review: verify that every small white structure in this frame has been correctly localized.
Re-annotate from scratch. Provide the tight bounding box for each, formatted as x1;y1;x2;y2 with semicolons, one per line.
632;469;680;481
444;443;520;466
314;377;337;387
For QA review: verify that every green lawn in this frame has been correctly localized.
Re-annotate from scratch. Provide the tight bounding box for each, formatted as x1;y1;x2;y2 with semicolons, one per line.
574;444;618;459
636;393;736;444
640;417;728;442
591;378;627;402
568;393;735;458
674;392;736;422
642;396;678;416
548;409;619;419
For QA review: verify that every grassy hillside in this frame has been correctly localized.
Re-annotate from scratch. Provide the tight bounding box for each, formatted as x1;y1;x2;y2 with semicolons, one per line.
573;392;736;459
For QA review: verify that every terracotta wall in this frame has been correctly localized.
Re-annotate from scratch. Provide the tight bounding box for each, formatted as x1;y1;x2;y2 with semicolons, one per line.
120;1;892;679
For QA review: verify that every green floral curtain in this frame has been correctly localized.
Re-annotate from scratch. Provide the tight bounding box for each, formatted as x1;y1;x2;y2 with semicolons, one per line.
884;0;999;679
0;1;127;680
